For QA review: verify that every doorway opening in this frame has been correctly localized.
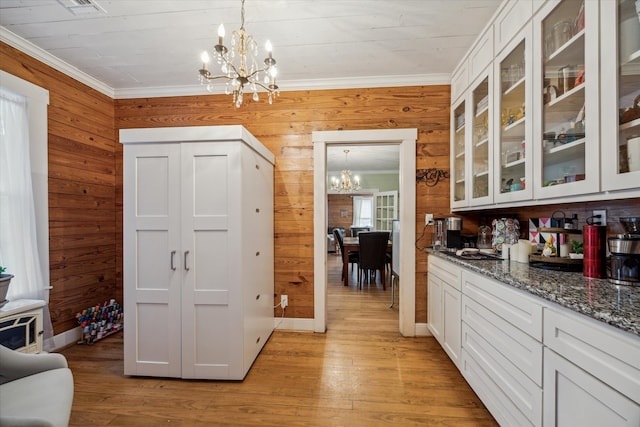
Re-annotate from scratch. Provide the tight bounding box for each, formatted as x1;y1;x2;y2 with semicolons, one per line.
313;129;417;336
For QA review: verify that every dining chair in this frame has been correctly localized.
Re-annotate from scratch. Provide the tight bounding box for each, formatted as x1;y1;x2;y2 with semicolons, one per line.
334;229;359;281
357;231;390;290
349;226;370;237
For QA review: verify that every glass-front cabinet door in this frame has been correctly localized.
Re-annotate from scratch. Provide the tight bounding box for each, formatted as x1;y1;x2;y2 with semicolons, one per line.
469;72;493;206
601;0;640;191
494;24;532;203
533;0;599;199
451;98;467;208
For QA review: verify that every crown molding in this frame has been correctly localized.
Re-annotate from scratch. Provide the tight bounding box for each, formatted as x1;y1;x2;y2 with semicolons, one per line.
1;26;114;98
113;73;452;99
2;26;451;100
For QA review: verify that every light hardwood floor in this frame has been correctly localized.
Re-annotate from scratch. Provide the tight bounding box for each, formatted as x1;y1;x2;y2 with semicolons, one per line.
61;253;497;426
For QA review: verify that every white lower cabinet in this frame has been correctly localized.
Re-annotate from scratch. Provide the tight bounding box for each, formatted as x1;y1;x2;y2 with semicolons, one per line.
121;126;275;380
543;307;640;427
427;256;462;367
428;255;640;426
460;270;543;426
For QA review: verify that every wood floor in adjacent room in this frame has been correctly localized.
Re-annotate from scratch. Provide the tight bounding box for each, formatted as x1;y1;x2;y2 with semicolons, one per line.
61;254;497;426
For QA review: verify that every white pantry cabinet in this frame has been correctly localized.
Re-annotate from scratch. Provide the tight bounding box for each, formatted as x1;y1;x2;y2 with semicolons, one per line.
121;125;275;380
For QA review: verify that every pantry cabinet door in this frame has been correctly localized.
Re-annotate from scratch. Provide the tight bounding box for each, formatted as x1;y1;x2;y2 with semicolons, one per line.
123;143;182;378
180;142;242;379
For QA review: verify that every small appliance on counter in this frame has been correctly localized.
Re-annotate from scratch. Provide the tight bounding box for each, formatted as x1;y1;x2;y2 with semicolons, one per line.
445;217;462;251
608;217;640;286
477;225;492;250
583;224;607;278
432;218;445;250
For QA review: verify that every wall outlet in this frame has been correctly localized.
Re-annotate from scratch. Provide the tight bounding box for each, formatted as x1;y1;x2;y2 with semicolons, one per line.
593;210;607;226
425;213;434;225
281;295;288;309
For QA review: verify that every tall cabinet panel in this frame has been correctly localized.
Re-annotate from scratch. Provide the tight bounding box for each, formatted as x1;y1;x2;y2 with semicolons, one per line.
494;24;533;203
469;72;494;206
122;126;275;381
601;0;640;191
533;0;600;198
451;99;468;208
123;143;182;378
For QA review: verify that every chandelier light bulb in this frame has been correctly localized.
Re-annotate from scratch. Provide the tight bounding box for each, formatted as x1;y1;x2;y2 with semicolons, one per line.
200;51;210;64
217;24;225;42
265;40;273;56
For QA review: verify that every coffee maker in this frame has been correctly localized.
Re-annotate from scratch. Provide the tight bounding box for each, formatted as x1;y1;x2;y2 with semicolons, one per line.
608;217;640;286
445;217;463;251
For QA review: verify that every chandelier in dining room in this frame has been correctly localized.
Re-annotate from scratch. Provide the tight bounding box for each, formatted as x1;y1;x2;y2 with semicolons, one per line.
198;0;279;108
331;150;361;192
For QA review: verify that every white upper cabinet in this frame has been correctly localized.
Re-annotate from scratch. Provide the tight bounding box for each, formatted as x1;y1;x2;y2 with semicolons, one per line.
494;23;533;204
451;97;468;208
450;0;640;211
600;0;640;191
533;0;600;199
469;70;494;206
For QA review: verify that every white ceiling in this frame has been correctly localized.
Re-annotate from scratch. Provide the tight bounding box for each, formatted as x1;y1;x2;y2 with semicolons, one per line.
0;0;502;98
0;0;502;172
327;144;399;175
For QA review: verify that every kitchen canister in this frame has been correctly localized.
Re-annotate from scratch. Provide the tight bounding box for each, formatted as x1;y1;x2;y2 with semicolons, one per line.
583;225;607;278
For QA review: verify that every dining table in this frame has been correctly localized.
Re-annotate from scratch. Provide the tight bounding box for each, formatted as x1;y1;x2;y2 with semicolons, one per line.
341;236;391;286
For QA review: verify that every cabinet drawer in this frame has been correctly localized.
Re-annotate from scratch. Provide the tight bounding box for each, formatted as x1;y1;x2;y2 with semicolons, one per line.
462;295;542;385
462;270;542;340
461;331;542;427
544;307;640;404
428;255;461;291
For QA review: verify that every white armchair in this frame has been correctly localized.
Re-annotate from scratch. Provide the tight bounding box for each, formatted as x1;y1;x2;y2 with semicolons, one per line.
0;345;74;427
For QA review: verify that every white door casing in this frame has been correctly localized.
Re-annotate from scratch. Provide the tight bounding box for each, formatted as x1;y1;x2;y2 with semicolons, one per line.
313;129;417;336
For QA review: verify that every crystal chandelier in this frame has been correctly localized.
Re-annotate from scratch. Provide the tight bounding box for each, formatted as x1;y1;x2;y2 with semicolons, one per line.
198;0;279;108
331;150;361;192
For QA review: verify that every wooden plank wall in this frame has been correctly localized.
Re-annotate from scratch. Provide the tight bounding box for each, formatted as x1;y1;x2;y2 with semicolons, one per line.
5;40;637;336
114;87;452;322
328;194;375;234
1;42;118;334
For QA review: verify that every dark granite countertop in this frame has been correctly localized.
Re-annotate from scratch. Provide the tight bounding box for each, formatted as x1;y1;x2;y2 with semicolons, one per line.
427;249;640;337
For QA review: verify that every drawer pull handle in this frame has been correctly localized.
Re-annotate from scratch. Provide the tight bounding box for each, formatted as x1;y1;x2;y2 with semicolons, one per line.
184;250;190;271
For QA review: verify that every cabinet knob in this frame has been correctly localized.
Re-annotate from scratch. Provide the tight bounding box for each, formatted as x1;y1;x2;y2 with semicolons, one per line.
255;164;260;170
256;208;260;213
256;336;261;344
256;251;260;256
256;294;260;300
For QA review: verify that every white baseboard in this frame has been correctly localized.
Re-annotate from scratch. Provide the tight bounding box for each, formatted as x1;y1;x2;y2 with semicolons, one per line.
272;318;432;337
274;317;315;331
50;326;81;351
415;322;432;337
